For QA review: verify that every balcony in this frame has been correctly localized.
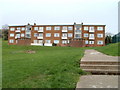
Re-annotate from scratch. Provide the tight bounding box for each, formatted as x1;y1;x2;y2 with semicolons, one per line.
31;43;43;46
62;30;67;32
89;37;95;39
89;30;94;33
61;37;67;39
15;30;21;33
37;36;43;39
38;30;43;32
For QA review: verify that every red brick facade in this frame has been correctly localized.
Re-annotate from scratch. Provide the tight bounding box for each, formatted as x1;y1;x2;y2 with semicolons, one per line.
8;23;105;47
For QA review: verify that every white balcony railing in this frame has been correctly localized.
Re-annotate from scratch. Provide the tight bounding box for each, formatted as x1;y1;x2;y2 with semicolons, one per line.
38;30;43;32
89;30;94;32
62;30;67;32
89;37;95;39
37;36;43;39
15;30;21;33
61;37;67;39
31;43;43;46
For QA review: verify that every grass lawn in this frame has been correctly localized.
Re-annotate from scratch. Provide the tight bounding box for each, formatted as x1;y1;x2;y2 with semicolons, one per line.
93;43;120;56
0;38;2;89
2;41;86;88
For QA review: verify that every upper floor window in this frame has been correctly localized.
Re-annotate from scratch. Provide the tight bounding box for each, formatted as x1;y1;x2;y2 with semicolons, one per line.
21;33;24;37
54;33;60;37
89;27;94;32
46;27;51;30
10;33;14;37
68;33;73;37
17;27;21;30
38;33;43;37
34;33;38;37
62;33;67;37
84;33;89;37
39;27;44;30
97;34;103;38
10;28;15;31
34;27;38;30
84;26;88;30
89;41;94;44
68;26;73;30
97;27;103;30
62;26;67;30
16;34;20;38
46;33;51;37
54;26;60;30
21;27;25;31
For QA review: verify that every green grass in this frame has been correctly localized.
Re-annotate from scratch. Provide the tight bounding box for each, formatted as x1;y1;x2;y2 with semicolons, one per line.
0;38;2;89
93;43;120;56
2;41;87;88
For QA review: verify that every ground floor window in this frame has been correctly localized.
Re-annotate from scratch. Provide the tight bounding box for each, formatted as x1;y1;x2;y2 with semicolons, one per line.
9;39;14;43
38;40;43;43
85;40;89;44
89;41;94;44
54;40;59;44
45;40;51;43
62;40;67;44
97;41;103;45
34;40;37;43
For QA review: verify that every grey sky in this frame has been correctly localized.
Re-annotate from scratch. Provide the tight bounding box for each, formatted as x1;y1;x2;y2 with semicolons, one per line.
0;0;119;34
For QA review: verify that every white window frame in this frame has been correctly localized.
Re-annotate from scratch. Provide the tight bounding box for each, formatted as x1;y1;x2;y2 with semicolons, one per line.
38;33;43;37
68;33;73;37
10;28;15;31
46;27;51;30
62;26;67;30
10;33;14;37
34;27;38;30
84;33;89;37
34;40;37;43
21;33;24;37
21;27;25;31
62;33;67;37
85;40;89;44
97;27;103;30
89;34;94;39
97;34;103;38
45;40;51;43
84;26;89;30
16;34;20;38
62;40;67;44
54;26;60;30
54;40;59;44
34;33;38;37
38;40;43;43
54;33;60;37
89;41;94;44
39;27;44;30
17;27;21;30
97;41;103;45
9;39;14;43
46;33;51;37
68;26;73;30
89;27;94;32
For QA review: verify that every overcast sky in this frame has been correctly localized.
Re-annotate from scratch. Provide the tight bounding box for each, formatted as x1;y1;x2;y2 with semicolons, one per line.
0;0;119;34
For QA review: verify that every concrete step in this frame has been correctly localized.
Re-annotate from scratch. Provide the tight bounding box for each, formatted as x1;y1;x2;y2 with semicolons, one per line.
82;69;120;75
81;61;120;65
80;64;119;70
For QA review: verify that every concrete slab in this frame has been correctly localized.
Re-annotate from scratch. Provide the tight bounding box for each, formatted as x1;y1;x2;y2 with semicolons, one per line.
76;75;119;88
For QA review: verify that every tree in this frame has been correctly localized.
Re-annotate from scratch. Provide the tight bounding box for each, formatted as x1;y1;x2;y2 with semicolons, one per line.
105;35;112;45
2;24;9;40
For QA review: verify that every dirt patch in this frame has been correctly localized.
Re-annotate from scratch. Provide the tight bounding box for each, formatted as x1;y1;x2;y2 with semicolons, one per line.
25;50;36;54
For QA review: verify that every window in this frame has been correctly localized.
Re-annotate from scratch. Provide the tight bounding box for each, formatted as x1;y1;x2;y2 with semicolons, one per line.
89;41;94;44
34;40;37;43
39;27;44;30
9;39;14;43
89;34;94;39
10;34;14;37
38;40;43;43
10;28;15;31
67;40;70;43
21;33;24;37
34;27;38;30
54;40;59;44
75;34;81;38
46;33;51;37
97;27;103;30
46;27;51;30
45;40;51;43
75;30;81;33
54;33;60;37
97;41;103;45
17;27;20;30
84;26;88;30
68;33;72;37
84;33;88;37
89;27;94;32
16;34;20;38
34;33;38;37
68;26;73;30
97;34;103;38
62;33;67;37
62;26;67;30
21;27;25;31
62;40;67;44
85;40;89;44
54;26;60;30
38;33;43;37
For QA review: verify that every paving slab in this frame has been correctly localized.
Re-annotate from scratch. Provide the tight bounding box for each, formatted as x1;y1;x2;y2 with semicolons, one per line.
76;75;118;88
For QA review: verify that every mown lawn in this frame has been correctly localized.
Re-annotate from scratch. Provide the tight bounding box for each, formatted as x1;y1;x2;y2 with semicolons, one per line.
2;41;86;88
93;43;120;56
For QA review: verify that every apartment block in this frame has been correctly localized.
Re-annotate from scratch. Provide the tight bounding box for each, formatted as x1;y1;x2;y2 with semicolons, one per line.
8;22;106;47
